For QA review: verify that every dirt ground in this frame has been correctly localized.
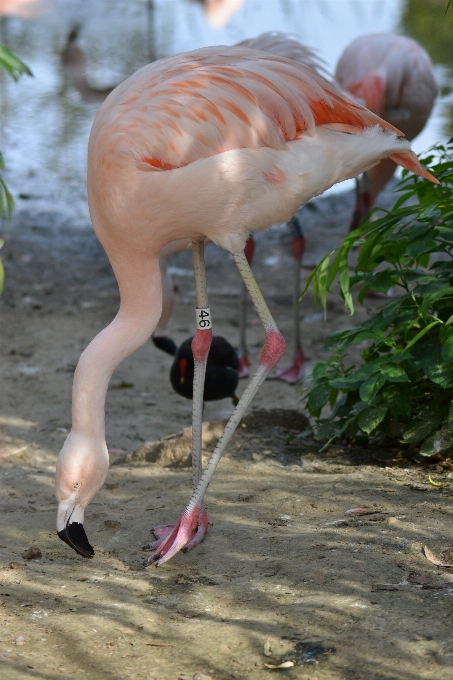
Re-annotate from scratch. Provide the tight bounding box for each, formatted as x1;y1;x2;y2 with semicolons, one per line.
1;189;453;680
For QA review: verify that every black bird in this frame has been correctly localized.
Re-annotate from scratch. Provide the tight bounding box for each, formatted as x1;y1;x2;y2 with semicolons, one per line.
153;335;239;404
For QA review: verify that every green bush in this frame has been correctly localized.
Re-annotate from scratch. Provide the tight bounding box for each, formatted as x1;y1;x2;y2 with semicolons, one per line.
301;140;453;458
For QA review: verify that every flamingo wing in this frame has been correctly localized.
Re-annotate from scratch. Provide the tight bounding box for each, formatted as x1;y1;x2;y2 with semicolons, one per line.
92;46;437;185
237;31;330;77
92;47;404;169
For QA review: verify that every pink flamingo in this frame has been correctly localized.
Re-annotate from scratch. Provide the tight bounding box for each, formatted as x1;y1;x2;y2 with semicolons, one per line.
154;33;329;383
335;33;437;231
55;45;437;565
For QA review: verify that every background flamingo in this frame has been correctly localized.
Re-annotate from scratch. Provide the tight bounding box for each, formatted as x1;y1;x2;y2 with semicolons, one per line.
191;0;245;28
0;0;45;17
335;33;437;231
54;45;437;565
62;26;117;104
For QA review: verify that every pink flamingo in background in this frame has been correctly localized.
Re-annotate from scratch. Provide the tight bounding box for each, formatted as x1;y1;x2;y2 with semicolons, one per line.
191;0;245;28
335;33;437;231
0;0;44;17
55;45;437;565
62;26;117;104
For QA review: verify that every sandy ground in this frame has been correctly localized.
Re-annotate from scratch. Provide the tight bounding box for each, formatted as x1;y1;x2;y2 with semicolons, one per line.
1;188;453;680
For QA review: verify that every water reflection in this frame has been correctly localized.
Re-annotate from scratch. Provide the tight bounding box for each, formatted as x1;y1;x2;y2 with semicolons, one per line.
0;0;452;223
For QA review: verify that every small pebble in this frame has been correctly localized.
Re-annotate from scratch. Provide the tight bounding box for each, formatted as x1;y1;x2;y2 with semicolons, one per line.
386;517;401;526
410;541;423;554
14;636;26;646
104;520;122;529
22;547;42;560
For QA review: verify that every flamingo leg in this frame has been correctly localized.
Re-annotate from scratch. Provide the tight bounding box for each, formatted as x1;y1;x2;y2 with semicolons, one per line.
143;252;285;566
269;217;306;384
187;238;212;539
349;172;372;233
238;235;255;378
349;174;396;300
143;238;212;552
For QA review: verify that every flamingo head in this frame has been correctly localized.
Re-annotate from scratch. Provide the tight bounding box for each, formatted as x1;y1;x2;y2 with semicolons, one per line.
55;432;109;558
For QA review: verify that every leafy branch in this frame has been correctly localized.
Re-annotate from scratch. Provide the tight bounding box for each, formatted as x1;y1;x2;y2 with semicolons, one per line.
301;141;453;458
0;45;32;81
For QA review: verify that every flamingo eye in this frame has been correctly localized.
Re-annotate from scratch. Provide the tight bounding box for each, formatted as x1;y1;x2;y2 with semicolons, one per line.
73;482;81;490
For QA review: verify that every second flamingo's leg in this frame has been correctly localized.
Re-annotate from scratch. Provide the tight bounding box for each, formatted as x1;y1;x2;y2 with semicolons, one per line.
269;215;306;384
349;173;372;233
184;238;212;548
143;238;212;553
238;235;255;378
144;252;285;566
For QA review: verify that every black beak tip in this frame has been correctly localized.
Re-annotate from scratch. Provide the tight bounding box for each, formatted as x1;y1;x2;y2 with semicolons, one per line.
58;522;95;558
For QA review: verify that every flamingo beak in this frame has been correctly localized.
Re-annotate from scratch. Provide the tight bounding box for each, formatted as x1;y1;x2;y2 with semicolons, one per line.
58;521;94;558
57;498;94;558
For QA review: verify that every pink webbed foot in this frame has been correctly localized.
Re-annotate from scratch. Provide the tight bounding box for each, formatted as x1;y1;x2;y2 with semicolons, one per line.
142;523;176;551
152;523;175;539
268;349;305;384
143;505;210;566
238;354;251;379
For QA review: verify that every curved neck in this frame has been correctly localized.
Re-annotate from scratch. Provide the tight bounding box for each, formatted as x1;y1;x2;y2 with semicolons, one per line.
71;255;162;441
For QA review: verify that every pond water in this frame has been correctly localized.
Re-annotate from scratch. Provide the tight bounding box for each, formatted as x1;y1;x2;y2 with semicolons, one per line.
0;0;452;227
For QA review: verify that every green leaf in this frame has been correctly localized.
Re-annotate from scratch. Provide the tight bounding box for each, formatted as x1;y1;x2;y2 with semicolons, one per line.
442;334;453;363
418;205;441;222
307;384;332;414
0;45;32;80
381;385;411;416
426;358;453;388
330;361;384;388
359;374;385;403
338;247;354;313
405;321;440;350
401;420;436;444
311;361;330;381
317;253;331;317
0;176;14;221
356;228;385;271
363;269;395;294
357;405;388;434
302;248;337;315
416;252;430;268
419;426;453;458
421;286;453;319
380;364;410;383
